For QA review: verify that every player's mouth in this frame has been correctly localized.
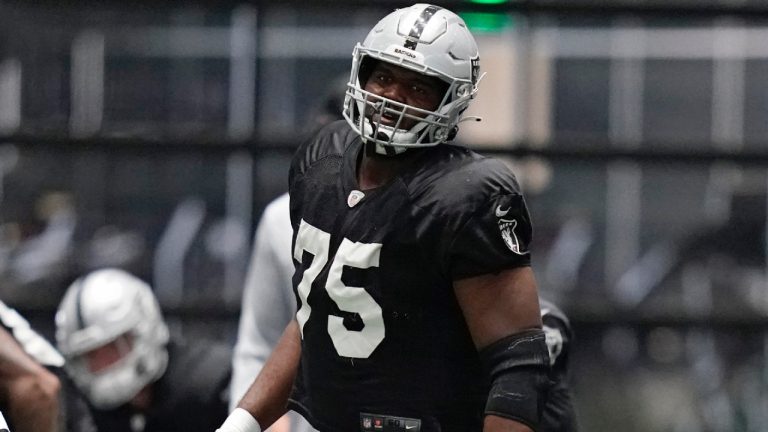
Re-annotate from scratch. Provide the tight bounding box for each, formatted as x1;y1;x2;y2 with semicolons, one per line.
369;105;414;130
372;111;399;127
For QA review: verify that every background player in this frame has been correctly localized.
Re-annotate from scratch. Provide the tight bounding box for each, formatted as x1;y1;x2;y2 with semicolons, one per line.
539;299;579;431
56;268;231;432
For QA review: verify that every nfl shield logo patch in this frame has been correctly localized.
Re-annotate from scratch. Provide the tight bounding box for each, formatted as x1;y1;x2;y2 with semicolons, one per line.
347;190;365;208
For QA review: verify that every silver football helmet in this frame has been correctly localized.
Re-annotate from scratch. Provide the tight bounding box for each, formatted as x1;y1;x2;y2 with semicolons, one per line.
55;268;169;409
343;3;482;154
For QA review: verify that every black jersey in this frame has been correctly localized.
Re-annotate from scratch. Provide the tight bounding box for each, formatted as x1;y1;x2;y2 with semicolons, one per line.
287;120;533;432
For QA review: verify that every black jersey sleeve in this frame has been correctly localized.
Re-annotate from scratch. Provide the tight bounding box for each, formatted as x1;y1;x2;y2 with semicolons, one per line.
448;191;532;280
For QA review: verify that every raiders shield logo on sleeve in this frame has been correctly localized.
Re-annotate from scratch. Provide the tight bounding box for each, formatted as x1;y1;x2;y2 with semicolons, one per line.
496;206;528;255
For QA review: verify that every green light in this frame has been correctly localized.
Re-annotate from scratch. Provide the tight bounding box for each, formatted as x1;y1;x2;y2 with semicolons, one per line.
467;0;508;4
460;12;513;33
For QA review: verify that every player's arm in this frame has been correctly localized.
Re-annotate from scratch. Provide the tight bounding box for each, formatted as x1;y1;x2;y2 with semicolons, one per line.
230;198;295;411
454;266;549;432
0;326;61;432
217;320;302;432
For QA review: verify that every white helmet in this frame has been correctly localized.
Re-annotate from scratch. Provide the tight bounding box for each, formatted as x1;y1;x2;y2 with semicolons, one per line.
55;268;169;409
343;3;481;154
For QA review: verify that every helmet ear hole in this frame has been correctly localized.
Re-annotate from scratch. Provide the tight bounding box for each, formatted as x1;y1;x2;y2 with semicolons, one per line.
447;126;458;141
136;358;147;375
456;83;473;98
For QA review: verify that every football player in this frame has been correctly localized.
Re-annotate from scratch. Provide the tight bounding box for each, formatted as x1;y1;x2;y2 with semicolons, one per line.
231;194;580;432
219;4;550;432
56;268;232;432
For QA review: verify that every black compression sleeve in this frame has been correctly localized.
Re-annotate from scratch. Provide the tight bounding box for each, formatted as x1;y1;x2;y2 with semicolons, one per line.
479;329;552;431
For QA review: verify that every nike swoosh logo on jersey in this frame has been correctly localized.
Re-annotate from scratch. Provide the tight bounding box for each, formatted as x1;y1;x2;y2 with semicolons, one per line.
495;205;510;217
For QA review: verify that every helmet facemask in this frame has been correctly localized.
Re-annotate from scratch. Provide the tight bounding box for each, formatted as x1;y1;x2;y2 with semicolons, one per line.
66;331;166;410
65;324;168;410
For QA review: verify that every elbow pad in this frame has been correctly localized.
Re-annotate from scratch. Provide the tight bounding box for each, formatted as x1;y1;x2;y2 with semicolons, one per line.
479;329;552;431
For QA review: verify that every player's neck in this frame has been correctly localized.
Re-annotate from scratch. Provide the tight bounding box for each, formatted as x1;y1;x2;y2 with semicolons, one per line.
357;152;398;190
357;143;417;190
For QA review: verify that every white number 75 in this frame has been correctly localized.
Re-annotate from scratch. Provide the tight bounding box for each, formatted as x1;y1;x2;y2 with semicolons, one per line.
293;219;385;359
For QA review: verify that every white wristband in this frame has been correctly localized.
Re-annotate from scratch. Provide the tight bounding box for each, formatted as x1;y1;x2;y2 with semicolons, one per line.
216;408;262;432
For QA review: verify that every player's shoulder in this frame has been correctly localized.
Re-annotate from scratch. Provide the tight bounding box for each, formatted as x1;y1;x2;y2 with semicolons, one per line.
293;119;357;172
407;144;523;211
